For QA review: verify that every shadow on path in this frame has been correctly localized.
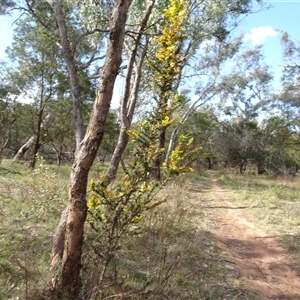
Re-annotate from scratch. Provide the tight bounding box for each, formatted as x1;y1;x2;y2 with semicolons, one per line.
208;173;300;300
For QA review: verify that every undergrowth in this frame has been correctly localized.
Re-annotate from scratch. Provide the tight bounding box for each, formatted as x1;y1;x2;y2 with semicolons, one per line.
0;158;68;299
0;159;262;299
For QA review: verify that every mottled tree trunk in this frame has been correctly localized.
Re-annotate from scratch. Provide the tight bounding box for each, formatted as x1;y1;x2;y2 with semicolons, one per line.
49;0;132;296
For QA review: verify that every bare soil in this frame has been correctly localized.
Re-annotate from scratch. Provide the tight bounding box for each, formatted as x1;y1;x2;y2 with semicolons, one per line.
209;174;300;300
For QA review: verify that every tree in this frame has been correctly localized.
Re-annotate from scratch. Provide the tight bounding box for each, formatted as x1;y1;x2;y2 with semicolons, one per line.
104;0;155;182
49;0;133;295
0;84;17;162
279;33;300;118
45;98;75;164
0;0;264;296
145;0;189;181
5;10;63;167
180;107;220;169
163;0;256;160
213;48;273;173
48;0;255;293
262;116;300;176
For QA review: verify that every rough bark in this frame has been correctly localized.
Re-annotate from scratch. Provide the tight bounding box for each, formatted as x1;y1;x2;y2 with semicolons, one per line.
51;0;132;296
50;207;68;290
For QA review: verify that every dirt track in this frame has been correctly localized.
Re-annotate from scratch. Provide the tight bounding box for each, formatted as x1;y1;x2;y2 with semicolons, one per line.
209;174;300;300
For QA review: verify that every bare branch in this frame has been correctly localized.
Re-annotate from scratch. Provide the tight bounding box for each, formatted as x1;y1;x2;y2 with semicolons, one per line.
80;53;106;70
72;28;109;53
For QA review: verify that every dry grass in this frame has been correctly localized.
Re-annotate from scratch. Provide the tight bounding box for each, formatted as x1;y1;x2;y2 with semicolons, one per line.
216;170;300;273
81;173;260;299
0;160;262;299
0;158;69;299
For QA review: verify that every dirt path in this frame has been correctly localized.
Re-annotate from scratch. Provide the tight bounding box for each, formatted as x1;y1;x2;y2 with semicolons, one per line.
209;174;300;300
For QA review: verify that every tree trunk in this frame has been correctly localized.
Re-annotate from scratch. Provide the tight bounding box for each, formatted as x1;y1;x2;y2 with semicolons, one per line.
257;161;266;174
165;80;216;162
50;207;68;290
105;2;154;182
46;0;84;150
30;107;44;169
0;118;16;163
14;136;37;161
50;0;132;296
151;128;166;181
207;156;213;169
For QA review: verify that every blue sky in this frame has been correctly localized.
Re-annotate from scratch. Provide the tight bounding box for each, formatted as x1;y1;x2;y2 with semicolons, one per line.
0;1;299;93
236;1;300;84
0;13;15;59
1;2;299;64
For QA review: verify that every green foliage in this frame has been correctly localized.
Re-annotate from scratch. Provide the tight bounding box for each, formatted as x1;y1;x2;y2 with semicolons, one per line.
87;84;201;280
87;3;202;245
97;111;119;157
180;108;220;168
262;116;300;175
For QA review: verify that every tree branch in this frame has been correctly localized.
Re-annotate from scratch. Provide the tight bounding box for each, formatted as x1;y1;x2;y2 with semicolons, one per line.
72;28;109;53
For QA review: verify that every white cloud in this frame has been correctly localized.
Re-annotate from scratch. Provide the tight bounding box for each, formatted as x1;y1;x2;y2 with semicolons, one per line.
243;26;278;46
16;93;34;104
201;39;215;48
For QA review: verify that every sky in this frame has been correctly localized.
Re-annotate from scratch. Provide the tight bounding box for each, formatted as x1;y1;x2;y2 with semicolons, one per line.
0;1;299;104
1;2;299;57
236;1;300;84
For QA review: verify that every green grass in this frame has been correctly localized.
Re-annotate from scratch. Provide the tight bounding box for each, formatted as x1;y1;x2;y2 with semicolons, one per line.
0;160;262;299
215;171;300;272
0;158;69;299
83;173;259;299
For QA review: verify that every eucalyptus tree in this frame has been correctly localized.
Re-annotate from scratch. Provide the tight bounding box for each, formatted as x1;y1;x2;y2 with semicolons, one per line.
101;0;157;182
0;65;44;162
5;8;65;167
270;34;300;174
278;33;300;120
262;116;300;175
48;0;256;292
0;0;122;294
47;0;133;295
213;48;273;172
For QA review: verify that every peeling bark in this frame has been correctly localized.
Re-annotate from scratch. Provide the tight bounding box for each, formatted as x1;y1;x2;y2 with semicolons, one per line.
49;0;133;296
